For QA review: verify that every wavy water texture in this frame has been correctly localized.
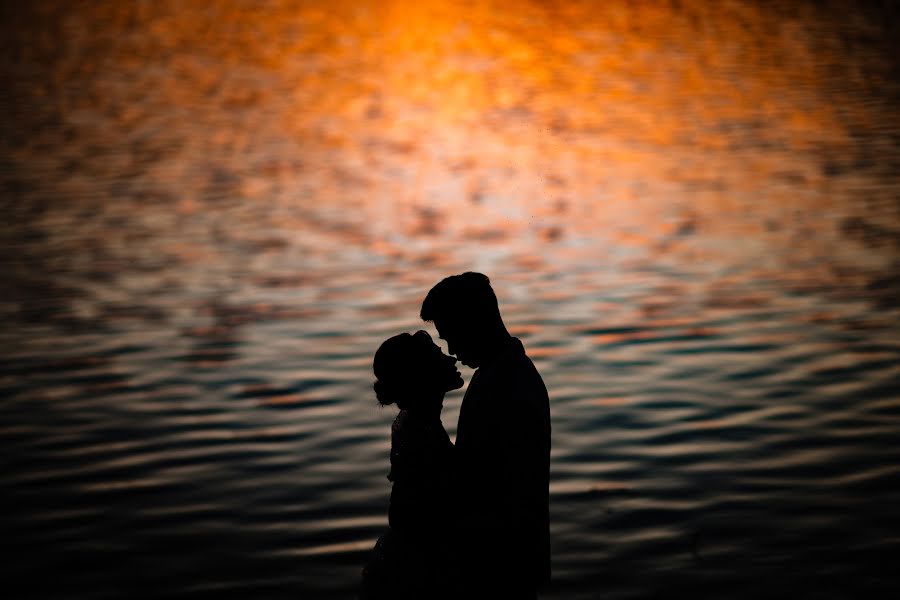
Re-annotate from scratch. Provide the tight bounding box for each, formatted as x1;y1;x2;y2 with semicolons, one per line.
2;1;899;598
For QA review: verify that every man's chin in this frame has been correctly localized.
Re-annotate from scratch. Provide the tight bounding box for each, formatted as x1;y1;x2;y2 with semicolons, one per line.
447;376;464;391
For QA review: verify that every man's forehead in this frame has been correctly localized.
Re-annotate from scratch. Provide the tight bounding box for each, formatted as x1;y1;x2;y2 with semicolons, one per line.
434;323;455;339
434;316;460;329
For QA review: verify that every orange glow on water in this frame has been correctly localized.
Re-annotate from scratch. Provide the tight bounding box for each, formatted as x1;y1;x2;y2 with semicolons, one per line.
5;0;895;281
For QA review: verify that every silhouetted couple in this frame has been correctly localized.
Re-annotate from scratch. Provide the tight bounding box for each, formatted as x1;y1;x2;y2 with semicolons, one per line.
360;273;550;599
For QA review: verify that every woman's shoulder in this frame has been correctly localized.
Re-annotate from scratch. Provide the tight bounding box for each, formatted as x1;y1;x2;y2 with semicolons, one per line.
391;410;421;454
392;409;439;434
391;410;424;441
391;410;452;453
392;409;411;433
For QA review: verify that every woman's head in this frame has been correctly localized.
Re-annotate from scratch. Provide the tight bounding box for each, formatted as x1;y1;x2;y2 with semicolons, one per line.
373;330;463;411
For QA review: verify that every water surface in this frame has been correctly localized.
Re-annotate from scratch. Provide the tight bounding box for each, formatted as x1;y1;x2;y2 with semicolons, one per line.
2;1;899;597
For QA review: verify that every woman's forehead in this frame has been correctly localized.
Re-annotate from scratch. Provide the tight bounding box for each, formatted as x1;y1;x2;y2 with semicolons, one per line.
414;331;445;351
413;330;438;347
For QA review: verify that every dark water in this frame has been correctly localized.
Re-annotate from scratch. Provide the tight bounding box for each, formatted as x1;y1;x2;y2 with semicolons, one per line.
2;1;900;597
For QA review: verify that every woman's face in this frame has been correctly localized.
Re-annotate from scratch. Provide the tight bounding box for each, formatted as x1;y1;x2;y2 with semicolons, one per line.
411;330;464;395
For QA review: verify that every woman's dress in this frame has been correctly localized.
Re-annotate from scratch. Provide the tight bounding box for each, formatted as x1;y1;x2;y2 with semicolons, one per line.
359;409;455;599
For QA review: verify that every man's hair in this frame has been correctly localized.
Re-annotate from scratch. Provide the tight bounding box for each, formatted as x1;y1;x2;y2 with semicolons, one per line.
420;272;502;325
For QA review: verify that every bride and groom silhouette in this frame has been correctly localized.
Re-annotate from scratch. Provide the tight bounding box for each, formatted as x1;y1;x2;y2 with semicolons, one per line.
360;272;551;599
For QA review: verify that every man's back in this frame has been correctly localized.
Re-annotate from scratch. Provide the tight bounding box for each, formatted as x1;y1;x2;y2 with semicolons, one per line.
455;336;550;589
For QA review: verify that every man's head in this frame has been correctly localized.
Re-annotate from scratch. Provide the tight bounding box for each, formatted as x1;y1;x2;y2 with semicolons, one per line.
420;272;506;368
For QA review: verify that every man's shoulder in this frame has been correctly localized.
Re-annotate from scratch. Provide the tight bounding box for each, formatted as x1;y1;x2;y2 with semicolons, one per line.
480;346;547;400
506;345;546;381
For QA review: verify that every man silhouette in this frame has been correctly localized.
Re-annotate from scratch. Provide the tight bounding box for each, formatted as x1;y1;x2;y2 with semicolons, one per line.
421;272;550;598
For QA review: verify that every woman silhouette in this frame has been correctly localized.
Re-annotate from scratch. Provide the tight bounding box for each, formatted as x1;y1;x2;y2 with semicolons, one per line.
360;330;463;599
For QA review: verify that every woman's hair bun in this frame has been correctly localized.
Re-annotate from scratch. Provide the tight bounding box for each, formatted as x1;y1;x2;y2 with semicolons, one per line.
373;379;397;407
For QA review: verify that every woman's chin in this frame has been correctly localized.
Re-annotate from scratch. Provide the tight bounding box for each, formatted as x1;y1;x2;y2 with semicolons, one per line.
448;375;465;390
